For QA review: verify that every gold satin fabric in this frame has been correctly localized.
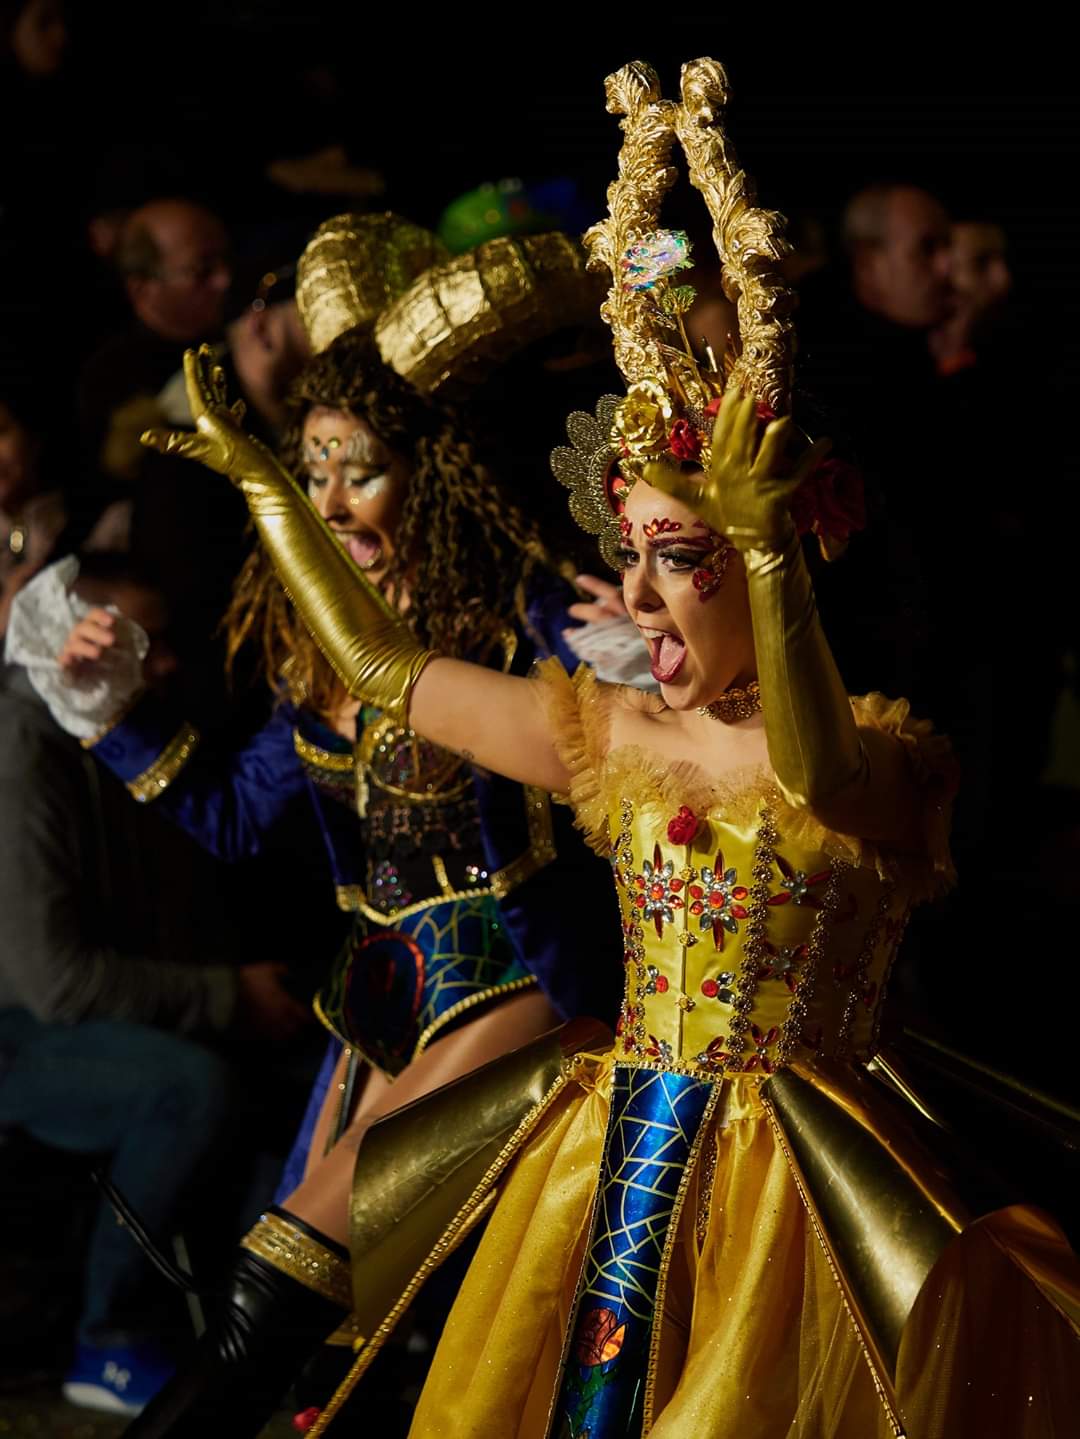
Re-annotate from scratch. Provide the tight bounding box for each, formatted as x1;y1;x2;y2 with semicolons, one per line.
410;1058;893;1438
410;1054;1080;1438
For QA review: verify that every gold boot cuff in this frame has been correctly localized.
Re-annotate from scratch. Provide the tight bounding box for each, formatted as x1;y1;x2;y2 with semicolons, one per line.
240;1211;352;1309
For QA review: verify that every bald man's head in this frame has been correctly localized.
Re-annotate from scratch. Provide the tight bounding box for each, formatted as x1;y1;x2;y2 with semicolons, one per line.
844;184;952;329
117;199;232;344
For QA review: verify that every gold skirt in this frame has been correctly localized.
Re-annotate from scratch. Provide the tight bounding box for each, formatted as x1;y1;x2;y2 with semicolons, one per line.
407;1052;1080;1439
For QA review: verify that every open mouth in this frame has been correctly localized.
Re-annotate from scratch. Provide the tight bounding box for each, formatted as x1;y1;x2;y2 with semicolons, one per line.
334;529;384;572
640;626;686;684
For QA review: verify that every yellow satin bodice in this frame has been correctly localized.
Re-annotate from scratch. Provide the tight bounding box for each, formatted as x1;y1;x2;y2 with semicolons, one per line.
539;659;955;1081
610;783;908;1077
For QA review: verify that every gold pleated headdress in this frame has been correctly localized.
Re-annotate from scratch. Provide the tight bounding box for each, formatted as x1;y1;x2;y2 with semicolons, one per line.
296;215;605;395
551;58;797;567
296;213;449;354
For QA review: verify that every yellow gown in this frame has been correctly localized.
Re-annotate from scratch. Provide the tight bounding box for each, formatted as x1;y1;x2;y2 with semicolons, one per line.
401;661;1080;1439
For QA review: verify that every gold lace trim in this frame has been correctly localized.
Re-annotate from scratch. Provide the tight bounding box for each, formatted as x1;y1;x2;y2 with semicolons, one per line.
293;728;355;773
535;658;955;902
240;1212;352;1309
126;724;200;803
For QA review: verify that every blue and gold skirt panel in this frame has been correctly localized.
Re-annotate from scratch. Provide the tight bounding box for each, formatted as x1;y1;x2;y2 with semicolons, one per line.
314;894;534;1078
550;1063;717;1439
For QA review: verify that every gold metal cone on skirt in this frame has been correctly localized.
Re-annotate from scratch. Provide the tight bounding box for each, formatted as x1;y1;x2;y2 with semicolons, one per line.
346;1023;606;1341
296;212;449;354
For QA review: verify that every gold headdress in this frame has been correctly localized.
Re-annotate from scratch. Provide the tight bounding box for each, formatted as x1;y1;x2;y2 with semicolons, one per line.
551;58;797;567
296;215;605;395
296;213;449;354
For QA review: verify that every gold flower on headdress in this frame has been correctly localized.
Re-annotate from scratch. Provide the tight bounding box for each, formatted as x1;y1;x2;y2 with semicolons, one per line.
612;379;673;465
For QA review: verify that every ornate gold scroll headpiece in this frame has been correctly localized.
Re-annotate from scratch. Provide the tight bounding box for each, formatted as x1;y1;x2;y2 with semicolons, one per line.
296;213;449;354
551;58;797;568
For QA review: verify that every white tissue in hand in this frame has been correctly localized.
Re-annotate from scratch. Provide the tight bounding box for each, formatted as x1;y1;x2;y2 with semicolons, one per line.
5;556;150;740
563;616;659;691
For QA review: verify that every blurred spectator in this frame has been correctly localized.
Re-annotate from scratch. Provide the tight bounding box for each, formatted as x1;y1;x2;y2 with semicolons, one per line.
0;553;310;1414
78;198;232;483
0;378;126;635
157;262;311;442
929;219;1013;374
1;0;67;76
843;182;952;329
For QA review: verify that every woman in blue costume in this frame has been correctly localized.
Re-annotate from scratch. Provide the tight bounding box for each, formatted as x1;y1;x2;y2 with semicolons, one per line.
135;58;1080;1439
16;217;623;1434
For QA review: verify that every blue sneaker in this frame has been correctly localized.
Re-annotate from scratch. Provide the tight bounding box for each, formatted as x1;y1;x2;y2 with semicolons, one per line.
62;1341;175;1414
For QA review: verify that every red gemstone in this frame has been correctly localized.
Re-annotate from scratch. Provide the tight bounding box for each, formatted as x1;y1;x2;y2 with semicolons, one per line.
690;901;704;916
701;979;718;997
655;976;669;992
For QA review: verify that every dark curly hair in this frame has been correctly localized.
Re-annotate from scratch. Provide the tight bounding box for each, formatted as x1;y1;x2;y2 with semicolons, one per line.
223;329;567;718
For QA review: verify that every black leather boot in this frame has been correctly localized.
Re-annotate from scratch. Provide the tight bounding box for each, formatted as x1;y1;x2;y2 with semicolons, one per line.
123;1206;352;1437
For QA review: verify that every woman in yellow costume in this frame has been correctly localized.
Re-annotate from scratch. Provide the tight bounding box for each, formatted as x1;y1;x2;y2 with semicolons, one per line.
143;56;1080;1439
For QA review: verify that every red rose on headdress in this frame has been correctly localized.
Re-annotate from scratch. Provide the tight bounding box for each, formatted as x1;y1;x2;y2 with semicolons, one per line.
574;1307;626;1367
790;459;866;543
667;806;700;846
668;419;703;462
703;395;776;425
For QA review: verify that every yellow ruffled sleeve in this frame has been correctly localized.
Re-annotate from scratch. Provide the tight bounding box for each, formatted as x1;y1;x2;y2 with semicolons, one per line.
531;658;614;856
845;692;959;902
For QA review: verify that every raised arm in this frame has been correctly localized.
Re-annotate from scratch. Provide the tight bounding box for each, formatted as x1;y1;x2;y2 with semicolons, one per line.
141;348;570;794
648;392;921;848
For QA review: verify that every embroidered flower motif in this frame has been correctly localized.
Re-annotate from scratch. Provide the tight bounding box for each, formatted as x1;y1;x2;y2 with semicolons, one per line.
574;1307;627;1367
759;942;809;992
631;843;685;937
668;418;702;462
700;971;737;1003
643;964;669;995
687;850;749;948
644;1034;674;1062
695;1035;731;1072
666;805;700;846
743;1023;780;1073
768;853;831;909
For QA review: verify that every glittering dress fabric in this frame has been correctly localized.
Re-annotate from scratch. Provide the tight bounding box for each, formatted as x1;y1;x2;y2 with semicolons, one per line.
404;662;1080;1439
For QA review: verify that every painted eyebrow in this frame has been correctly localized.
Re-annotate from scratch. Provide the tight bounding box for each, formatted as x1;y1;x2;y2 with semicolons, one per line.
644;534;714;550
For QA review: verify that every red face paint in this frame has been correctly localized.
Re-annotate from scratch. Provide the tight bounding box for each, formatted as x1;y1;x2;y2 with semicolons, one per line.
642;516;683;539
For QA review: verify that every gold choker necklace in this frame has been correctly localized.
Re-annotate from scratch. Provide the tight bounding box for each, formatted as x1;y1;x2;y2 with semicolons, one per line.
697;680;761;724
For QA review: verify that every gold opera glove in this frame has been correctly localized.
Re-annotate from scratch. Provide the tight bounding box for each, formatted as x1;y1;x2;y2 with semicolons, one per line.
140;347;433;726
646;391;866;810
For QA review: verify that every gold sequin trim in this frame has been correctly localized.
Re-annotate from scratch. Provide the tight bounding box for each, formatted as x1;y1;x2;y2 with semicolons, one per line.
293;728;355;773
413;976;538;1059
335;881;496;922
240;1211;352;1309
126;725;200;803
489;786;557;900
326;1311;364;1346
695;1122;719;1249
